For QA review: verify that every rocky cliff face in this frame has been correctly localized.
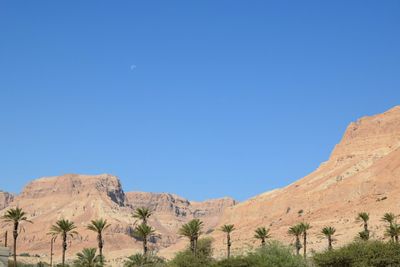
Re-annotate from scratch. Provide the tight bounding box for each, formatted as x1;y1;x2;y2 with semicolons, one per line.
125;192;235;245
212;106;400;256
126;192;235;221
0;174;235;264
0;191;13;210
19;174;126;206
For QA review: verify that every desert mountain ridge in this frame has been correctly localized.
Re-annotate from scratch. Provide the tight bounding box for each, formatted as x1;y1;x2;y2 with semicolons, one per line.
1;105;400;265
0;173;236;264
211;105;400;255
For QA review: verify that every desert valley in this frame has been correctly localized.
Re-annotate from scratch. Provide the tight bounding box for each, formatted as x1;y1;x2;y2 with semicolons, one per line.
2;105;400;266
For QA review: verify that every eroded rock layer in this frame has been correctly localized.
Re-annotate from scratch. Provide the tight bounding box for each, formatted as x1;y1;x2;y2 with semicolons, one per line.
212;106;400;256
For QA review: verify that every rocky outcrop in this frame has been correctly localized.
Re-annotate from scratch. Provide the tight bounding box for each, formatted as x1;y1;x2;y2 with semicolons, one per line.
19;174;126;206
212;106;400;256
0;174;235;264
125;192;192;217
125;192;236;241
126;192;235;220
0;191;13;210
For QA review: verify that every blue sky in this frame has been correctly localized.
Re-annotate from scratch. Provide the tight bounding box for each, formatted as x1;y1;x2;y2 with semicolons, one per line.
0;1;399;201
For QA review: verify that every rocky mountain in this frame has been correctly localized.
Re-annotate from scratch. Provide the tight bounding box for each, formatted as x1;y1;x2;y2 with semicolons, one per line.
2;106;400;264
0;174;235;264
211;106;400;256
0;191;13;210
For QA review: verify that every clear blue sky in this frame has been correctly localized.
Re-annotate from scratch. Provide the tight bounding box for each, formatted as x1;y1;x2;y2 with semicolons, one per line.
1;1;399;201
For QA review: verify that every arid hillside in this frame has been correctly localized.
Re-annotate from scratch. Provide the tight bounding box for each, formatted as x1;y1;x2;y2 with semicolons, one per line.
1;106;400;264
211;106;400;256
0;174;235;264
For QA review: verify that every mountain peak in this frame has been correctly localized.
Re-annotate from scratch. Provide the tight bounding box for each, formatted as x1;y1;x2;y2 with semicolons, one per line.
20;173;125;206
330;105;400;161
214;105;400;256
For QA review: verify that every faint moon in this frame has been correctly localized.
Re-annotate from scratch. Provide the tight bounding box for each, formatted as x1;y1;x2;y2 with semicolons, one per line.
130;64;137;70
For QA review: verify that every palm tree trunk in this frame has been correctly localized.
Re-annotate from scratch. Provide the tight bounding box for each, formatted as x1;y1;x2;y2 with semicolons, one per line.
194;238;198;256
62;233;67;267
303;231;307;258
396;235;399;243
143;237;148;255
364;223;369;240
227;233;231;258
261;238;265;247
295;236;300;255
328;236;332;250
13;222;18;267
50;238;54;267
98;233;103;263
190;239;195;254
4;231;7;247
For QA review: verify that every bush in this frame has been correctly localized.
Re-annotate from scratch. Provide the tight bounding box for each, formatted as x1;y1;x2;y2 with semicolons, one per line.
313;240;400;267
8;261;50;267
168;238;214;267
19;252;31;257
168;239;306;267
213;256;252;267
246;241;307;267
124;253;165;267
214;241;306;267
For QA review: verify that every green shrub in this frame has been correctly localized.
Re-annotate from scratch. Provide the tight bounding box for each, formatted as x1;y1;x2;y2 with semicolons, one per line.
124;253;165;267
19;252;31;257
246;241;307;267
168;239;305;267
168;238;214;267
213;256;252;267
313;240;400;267
213;241;306;267
8;261;50;267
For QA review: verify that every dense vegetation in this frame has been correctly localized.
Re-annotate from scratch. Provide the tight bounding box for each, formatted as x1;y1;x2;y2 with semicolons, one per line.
212;241;307;267
3;207;400;266
130;238;306;267
313;240;400;267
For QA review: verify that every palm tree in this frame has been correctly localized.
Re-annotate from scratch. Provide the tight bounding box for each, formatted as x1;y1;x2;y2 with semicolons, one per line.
299;222;311;258
356;212;370;240
133;207;152;225
49;219;78;266
124;254;148;267
87;219;110;263
385;223;400;243
382;212;397;242
321;226;336;250
382;212;396;225
132;223;155;255
124;253;164;267
220;224;235;258
358;230;369;241
288;224;302;255
178;219;203;255
254;227;271;247
1;207;32;267
73;248;102;267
